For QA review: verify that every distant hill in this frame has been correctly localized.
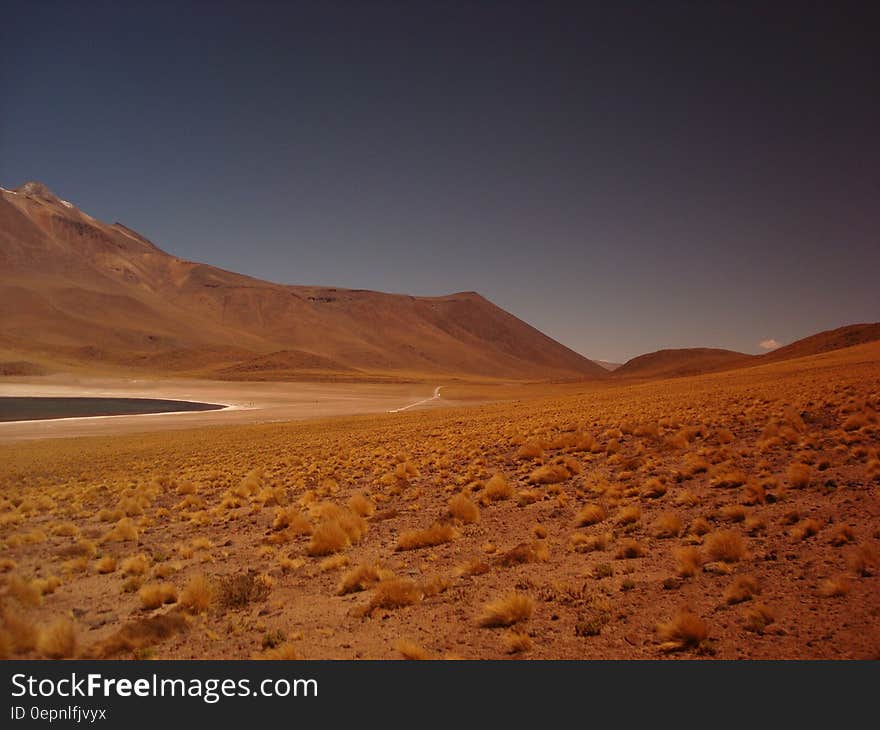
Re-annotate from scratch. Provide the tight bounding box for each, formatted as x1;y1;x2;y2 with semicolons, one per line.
613;347;752;379
613;322;880;381
0;182;608;381
757;323;880;364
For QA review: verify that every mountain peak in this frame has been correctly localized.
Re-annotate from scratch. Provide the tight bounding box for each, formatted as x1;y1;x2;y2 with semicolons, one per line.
15;181;58;199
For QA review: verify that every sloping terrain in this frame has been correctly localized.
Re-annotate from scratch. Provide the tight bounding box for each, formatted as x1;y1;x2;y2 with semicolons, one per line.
614;348;752;379
0;183;605;381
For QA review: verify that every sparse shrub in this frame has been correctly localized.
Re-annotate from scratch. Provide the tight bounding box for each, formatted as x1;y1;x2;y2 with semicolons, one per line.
479;593;534;627
256;642;298;660
674;546;703;577
396;523;456;551
724;574;760;604
121;554;150;576
719;505;747;523
101;517;139;543
139;582;178;610
448;494;480;524
641;477;667;499
742;603;775;633
216;571;272;608
37;618;77;659
307;520;350;556
503;631;532;654
656;610;709;651
847;543;879;576
818;576;850;597
516;442;544;460
705;530;746;563
652;512;682;538
787;463;811;488
570;532;610;553
496;541;548;566
96;556;117;574
529;460;576;485
484;473;513;500
790;518;820;541
179;573;213;613
394;639;430;660
614;505;641;526
711;469;747;489
87;613;188;659
575;504;605;527
368;578;422;611
348;492;374;517
829;524;855;546
7;574;42;607
615;539;644;559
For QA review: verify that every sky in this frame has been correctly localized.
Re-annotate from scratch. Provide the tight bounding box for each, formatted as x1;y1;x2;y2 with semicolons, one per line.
1;1;878;363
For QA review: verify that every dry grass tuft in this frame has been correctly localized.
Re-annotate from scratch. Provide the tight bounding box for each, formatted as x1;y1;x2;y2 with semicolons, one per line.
818;576;850;597
95;556;117;574
121;554;150;576
1;608;38;654
705;530;746;563
575;504;606;527
790;518;821;541
674;546;703;577
503;631;533;654
101;517;139;543
397;523;456;551
723;574;760;604
139;582;178;610
484;472;514;500
570;531;610;553
528;463;571;485
614;505;641;526
338;563;388;595
828;524;855;547
179;573;213;613
495;541;549;567
742;603;775;633
88;613;188;659
652;512;682;538
307;520;350;556
37;618;77;659
368;578;423;611
656;609;709;651
615;539;645;559
448;494;480;524
7;574;42;607
846;543;879;576
256;642;298;660
348;492;374;517
479;592;534;627
394;639;430;660
787;462;811;488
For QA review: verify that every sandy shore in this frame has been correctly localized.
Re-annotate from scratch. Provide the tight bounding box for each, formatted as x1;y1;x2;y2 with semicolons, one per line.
0;375;457;442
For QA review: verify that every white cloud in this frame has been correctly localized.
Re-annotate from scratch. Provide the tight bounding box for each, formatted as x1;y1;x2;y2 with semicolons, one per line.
759;338;781;351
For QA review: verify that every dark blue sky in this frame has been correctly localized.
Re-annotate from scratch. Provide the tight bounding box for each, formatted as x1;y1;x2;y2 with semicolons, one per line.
2;1;878;362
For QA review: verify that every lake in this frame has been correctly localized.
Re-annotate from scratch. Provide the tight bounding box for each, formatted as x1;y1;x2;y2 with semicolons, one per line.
0;396;225;422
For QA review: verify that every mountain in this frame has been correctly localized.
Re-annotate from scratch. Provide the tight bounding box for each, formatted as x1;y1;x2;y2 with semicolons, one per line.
757;323;880;364
0;182;607;381
613;322;880;381
613;347;752;379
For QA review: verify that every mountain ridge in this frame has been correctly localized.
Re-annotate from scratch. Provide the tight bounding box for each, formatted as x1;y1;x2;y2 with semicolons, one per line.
0;182;607;381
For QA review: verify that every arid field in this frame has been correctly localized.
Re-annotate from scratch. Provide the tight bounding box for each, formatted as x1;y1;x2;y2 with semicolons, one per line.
1;341;878;660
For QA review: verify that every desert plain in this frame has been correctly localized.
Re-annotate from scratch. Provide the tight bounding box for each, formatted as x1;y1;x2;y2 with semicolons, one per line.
1;339;878;660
